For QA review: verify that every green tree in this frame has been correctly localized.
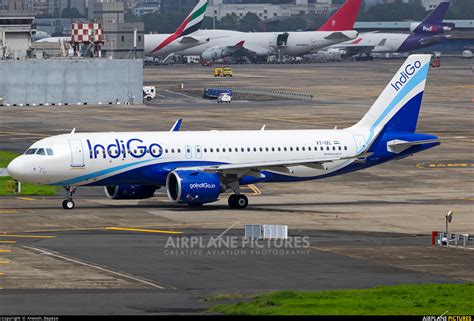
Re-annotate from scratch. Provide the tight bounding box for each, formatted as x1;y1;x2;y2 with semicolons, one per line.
239;12;261;32
359;2;426;21
217;13;240;30
446;0;474;19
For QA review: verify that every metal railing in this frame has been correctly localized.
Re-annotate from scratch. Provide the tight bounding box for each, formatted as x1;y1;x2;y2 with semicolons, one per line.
215;86;313;100
436;232;473;251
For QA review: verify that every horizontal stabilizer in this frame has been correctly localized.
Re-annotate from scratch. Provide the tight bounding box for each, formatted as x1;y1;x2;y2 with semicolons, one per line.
387;139;440;154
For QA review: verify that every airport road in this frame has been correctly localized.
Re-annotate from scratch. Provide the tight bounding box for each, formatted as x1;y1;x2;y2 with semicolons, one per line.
0;58;472;314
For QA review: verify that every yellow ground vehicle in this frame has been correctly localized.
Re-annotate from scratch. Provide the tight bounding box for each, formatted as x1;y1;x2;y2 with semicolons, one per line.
214;67;233;77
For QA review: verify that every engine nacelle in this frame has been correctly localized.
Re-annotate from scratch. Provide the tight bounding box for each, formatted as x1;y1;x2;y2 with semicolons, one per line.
201;48;226;61
104;185;157;200
410;22;454;34
166;170;221;205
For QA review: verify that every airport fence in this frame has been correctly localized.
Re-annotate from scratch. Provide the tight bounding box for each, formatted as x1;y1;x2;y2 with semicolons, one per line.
215;87;314;100
436;232;474;251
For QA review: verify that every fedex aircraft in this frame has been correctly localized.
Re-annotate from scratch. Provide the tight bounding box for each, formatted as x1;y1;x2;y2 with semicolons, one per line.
332;0;453;56
175;0;361;60
7;55;439;210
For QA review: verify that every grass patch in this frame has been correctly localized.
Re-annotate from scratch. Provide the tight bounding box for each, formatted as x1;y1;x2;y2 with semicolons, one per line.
209;284;474;315
205;293;256;302
0;151;58;196
0;150;19;168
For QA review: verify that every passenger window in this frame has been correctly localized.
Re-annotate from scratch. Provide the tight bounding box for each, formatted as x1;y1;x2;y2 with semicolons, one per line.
338;146;341;151
302;147;305;151
344;146;348;150
265;147;269;152
308;147;311;151
296;147;299;151
223;148;226;152
278;147;281;151
272;147;275;152
25;148;37;155
172;149;175;153
241;148;244;152
284;147;287;151
320;146;324;151
46;148;54;155
165;149;169;153
216;148;220;152
178;149;181;153
204;148;207;153
290;147;293;151
36;148;46;155
259;147;263;152
253;147;257;152
235;148;238;152
326;146;330;151
332;146;336;151
210;148;214;152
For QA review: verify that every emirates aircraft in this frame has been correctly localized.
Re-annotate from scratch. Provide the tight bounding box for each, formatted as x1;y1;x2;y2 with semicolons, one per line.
175;0;362;60
7;55;439;210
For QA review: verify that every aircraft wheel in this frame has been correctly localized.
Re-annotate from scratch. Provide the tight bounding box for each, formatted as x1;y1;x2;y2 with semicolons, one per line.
228;194;248;209
62;199;75;210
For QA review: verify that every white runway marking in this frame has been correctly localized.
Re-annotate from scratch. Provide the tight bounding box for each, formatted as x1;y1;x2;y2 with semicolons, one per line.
23;246;167;289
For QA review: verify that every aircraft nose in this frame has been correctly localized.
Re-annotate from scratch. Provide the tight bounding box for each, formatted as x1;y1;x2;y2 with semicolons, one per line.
7;157;25;181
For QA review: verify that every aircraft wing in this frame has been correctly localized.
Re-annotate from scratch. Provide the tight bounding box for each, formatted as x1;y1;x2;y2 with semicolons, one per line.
324;32;354;41
178;36;203;44
176;152;372;175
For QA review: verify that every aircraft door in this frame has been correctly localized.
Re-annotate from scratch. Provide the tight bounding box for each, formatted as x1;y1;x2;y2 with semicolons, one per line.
69;139;85;167
277;33;289;47
185;145;192;159
195;145;202;159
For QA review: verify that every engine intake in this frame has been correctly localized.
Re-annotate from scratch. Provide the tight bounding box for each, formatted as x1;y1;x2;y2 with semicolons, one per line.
104;185;157;200
166;170;221;205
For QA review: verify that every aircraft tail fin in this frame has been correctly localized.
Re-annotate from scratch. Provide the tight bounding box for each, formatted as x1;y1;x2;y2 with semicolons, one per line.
318;0;362;32
174;0;208;37
422;0;450;24
349;54;432;147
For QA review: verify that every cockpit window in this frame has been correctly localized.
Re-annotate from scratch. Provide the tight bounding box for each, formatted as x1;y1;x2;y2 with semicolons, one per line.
25;148;37;155
46;148;54;156
36;148;46;155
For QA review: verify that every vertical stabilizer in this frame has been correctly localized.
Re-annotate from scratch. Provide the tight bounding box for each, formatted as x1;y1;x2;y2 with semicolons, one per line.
349;54;432;150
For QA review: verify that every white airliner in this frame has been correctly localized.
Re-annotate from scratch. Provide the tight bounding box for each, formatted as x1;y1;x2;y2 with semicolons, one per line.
37;0;210;58
175;0;361;60
7;54;439;210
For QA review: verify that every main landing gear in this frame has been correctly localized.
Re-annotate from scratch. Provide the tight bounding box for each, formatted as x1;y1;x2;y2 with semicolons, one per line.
228;194;248;209
62;186;77;209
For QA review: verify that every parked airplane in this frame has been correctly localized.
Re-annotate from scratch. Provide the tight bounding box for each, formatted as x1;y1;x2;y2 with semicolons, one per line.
37;0;210;58
332;0;453;56
144;0;209;57
7;54;439;210
175;0;361;60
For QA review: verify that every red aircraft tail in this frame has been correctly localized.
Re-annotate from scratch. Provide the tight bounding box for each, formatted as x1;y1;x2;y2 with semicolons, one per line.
318;0;362;32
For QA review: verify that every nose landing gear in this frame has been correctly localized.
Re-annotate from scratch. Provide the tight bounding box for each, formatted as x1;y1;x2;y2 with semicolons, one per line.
62;186;77;209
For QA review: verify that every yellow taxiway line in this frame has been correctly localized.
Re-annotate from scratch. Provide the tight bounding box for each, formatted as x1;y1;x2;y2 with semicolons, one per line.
17;197;35;201
0;250;11;253
0;260;10;264
104;227;183;234
0;210;17;214
416;163;474;169
0;272;5;276
0;241;16;244
0;234;56;239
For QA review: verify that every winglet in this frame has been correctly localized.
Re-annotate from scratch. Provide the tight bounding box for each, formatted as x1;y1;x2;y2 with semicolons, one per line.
235;40;245;48
70;128;76;134
170;118;183;132
318;0;362;32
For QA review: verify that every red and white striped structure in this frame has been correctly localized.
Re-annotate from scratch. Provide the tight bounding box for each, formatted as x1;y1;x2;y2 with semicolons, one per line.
70;22;104;57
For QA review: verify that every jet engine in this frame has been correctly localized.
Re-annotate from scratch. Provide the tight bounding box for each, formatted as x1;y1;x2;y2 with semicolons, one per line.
104;185;157;200
201;48;227;61
166;170;222;205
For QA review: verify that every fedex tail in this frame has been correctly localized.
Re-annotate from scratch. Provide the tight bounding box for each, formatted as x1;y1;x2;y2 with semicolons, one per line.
409;0;454;34
318;0;362;32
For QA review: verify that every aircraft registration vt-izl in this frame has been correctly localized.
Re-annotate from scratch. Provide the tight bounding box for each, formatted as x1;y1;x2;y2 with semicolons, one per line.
7;54;440;210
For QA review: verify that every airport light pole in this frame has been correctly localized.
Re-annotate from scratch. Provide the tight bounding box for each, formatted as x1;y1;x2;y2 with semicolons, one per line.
445;210;453;234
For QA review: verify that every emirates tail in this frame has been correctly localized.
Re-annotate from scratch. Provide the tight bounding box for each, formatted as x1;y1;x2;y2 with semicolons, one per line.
318;0;362;32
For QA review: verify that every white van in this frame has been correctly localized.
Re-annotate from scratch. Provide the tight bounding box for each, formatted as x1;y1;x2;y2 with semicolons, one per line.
143;86;156;101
